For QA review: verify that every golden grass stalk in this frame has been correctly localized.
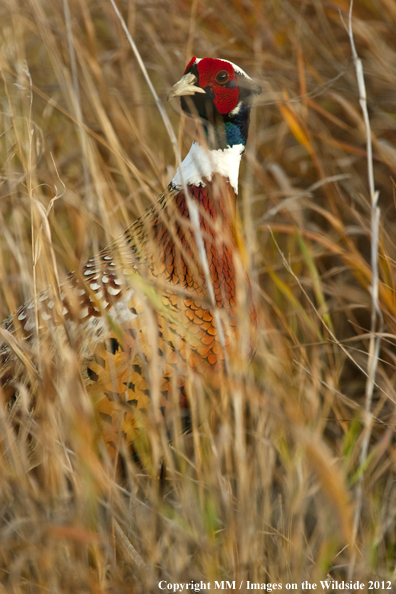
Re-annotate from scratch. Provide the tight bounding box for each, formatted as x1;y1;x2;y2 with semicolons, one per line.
0;0;395;591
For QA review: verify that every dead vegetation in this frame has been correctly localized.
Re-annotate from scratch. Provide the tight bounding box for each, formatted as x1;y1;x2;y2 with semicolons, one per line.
0;0;396;591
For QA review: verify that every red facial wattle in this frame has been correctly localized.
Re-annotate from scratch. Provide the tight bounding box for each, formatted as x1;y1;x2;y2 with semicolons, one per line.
209;85;239;115
191;57;240;115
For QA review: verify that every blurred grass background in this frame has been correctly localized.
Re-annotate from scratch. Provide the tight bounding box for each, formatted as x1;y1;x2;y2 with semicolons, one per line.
1;0;396;591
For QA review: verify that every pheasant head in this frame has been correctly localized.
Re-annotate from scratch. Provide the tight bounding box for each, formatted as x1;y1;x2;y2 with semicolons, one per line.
168;57;261;192
168;56;261;150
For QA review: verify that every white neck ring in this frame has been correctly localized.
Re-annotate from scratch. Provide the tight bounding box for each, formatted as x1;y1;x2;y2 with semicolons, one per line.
171;142;244;194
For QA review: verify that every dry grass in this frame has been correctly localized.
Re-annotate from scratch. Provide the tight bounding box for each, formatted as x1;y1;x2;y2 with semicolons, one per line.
1;0;396;592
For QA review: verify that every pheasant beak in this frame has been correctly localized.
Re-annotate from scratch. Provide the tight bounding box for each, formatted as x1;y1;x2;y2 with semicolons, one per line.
167;72;206;101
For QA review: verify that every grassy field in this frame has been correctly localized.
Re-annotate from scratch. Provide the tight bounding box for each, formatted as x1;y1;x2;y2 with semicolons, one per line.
1;0;396;592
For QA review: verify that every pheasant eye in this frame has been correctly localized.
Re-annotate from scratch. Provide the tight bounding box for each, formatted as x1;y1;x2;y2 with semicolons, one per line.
215;70;229;84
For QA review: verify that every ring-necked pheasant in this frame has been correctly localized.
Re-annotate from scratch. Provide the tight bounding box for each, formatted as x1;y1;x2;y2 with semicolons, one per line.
0;57;261;456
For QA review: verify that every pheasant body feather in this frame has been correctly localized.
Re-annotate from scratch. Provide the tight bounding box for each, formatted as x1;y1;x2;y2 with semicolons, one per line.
0;56;261;453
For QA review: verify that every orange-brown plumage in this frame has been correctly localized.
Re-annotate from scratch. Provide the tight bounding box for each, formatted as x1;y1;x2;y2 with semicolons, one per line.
0;56;261;456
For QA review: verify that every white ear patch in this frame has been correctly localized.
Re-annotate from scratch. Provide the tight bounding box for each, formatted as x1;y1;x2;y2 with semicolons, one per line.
229;101;243;117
